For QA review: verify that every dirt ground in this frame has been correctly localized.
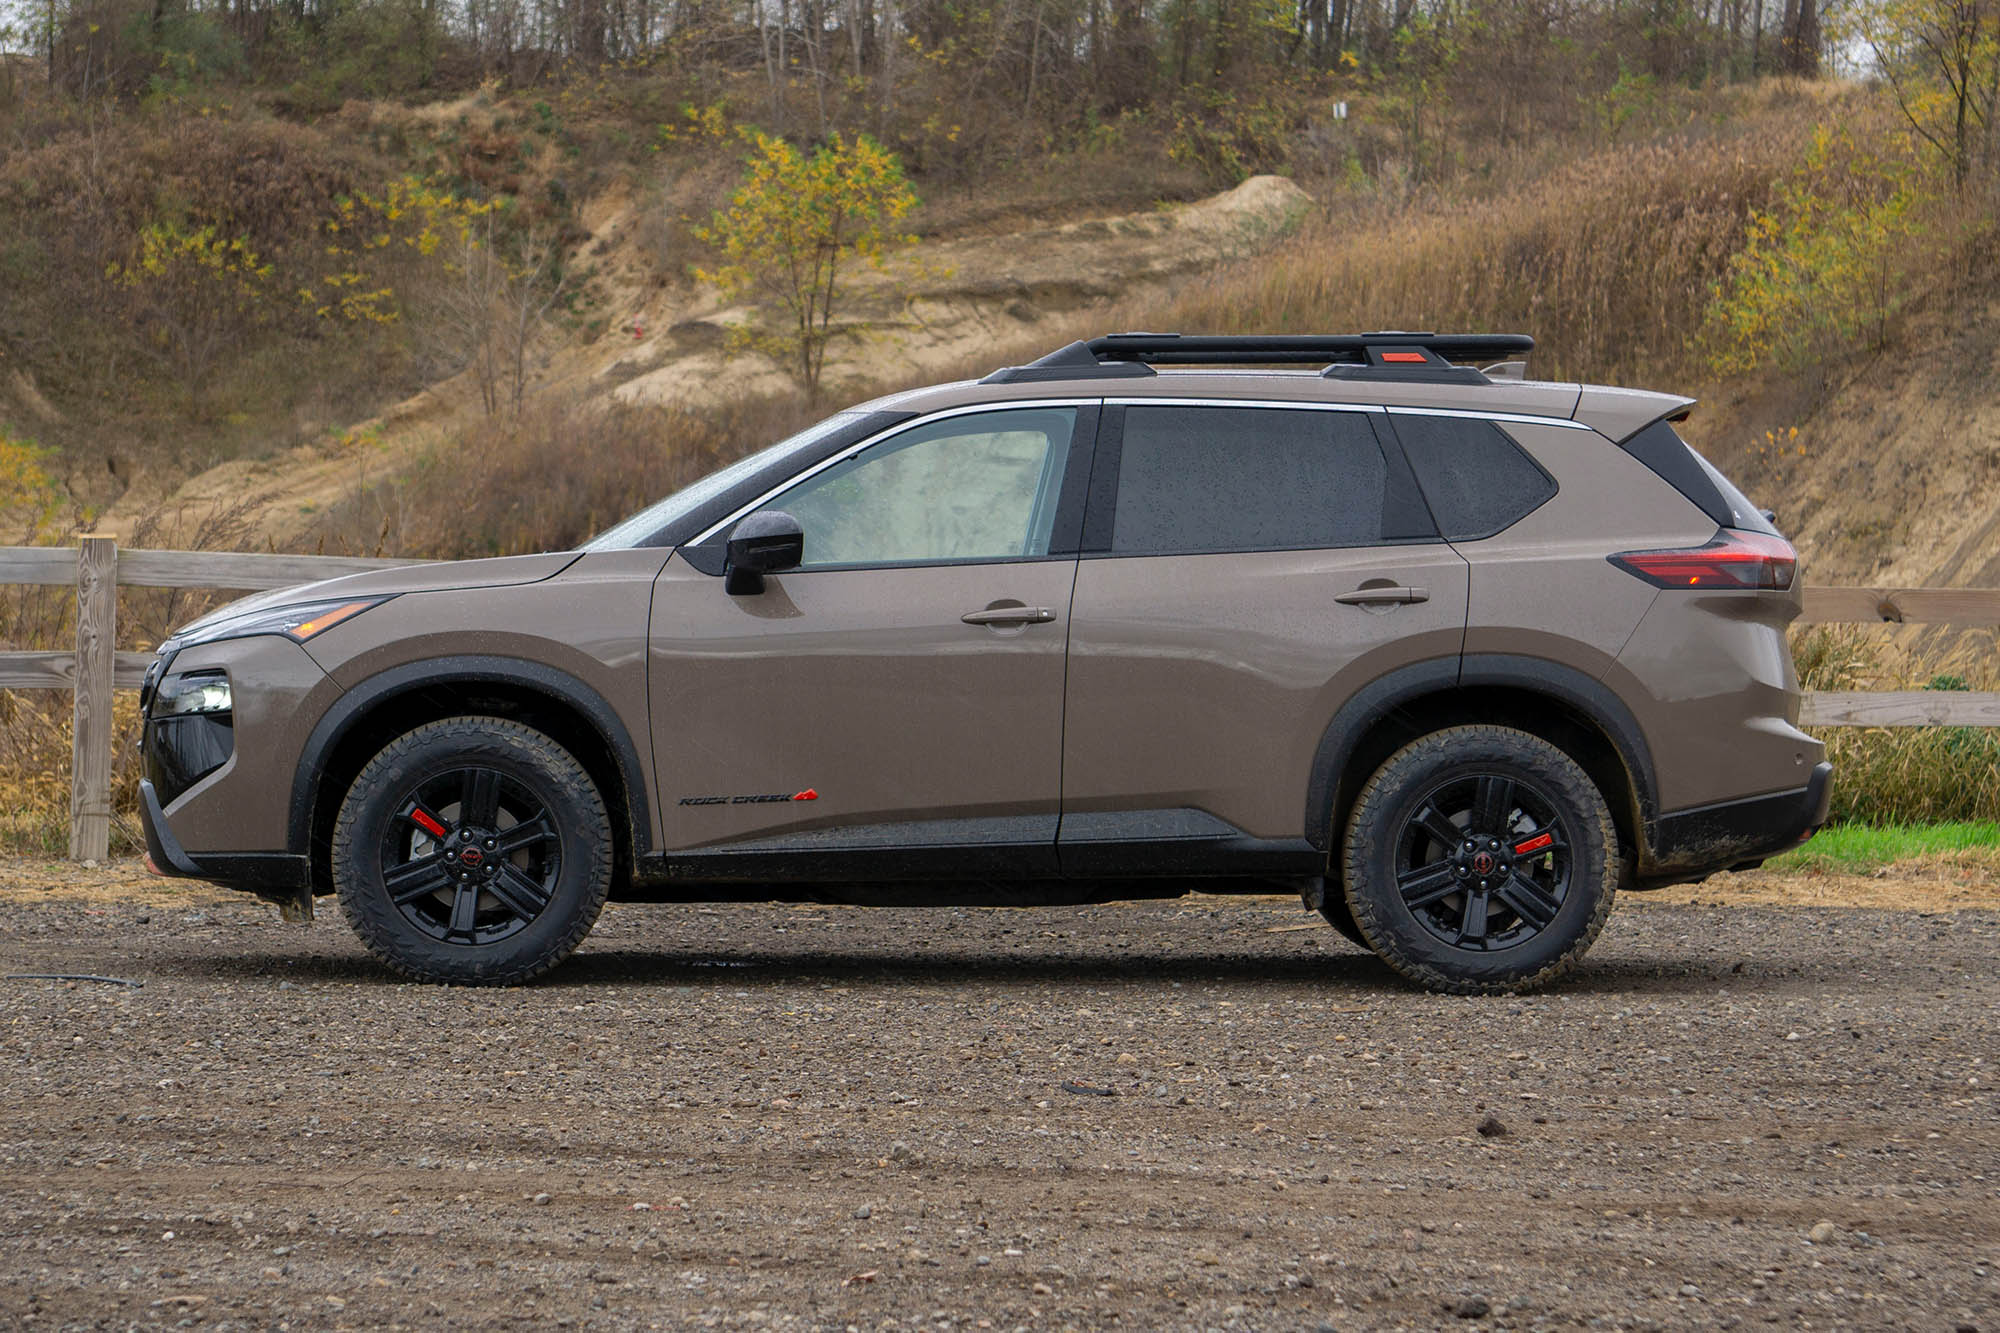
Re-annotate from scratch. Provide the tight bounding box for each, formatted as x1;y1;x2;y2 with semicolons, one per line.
2;860;1995;1331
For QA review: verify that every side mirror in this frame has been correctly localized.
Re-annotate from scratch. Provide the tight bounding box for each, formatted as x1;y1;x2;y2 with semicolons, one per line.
724;511;804;595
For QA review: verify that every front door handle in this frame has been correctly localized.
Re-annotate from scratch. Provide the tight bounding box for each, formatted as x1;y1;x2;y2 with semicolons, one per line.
1334;585;1429;606
962;606;1057;626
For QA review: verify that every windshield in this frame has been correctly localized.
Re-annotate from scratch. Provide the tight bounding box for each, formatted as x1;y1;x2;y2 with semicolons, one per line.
582;412;866;551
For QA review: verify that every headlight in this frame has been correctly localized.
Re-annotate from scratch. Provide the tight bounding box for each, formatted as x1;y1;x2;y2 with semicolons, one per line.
173;597;386;649
155;673;232;716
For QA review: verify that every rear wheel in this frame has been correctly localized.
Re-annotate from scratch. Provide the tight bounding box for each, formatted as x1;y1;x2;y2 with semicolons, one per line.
333;717;612;985
1342;725;1615;994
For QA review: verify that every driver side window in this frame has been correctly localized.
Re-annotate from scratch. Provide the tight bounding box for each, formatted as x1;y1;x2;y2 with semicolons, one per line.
759;408;1078;568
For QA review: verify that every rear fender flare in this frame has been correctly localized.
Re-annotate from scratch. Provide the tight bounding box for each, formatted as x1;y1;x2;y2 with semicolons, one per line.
1302;654;1658;851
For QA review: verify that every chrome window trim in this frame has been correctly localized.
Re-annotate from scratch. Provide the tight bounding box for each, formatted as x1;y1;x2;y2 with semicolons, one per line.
689;399;1097;546
1109;396;1593;430
1383;404;1594;430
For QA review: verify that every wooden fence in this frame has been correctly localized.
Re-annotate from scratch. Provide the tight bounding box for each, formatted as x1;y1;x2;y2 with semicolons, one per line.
4;540;2000;860
0;539;426;860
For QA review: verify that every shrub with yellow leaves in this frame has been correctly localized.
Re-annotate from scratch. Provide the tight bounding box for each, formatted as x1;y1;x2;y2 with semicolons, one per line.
0;429;63;545
696;130;920;399
105;222;273;417
1701;124;1929;377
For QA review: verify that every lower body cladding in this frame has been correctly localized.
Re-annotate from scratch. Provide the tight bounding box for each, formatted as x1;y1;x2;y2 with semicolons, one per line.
139;773;1832;909
633;808;1324;905
139;778;313;915
1635;761;1834;886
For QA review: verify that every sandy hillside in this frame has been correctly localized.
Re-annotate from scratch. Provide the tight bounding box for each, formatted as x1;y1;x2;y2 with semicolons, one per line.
1687;298;2000;588
106;175;1312;550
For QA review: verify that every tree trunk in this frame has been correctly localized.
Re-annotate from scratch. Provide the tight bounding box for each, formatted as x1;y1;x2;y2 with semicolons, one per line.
1780;0;1817;76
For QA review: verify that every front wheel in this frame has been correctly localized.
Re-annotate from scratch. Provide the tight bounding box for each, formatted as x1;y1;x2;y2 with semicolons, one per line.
333;717;613;985
1342;725;1616;994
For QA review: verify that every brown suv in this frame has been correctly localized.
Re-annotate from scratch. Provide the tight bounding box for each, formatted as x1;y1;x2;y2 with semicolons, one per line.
138;333;1830;993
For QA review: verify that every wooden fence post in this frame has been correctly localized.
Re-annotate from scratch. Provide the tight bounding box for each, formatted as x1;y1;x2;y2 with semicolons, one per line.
69;535;117;862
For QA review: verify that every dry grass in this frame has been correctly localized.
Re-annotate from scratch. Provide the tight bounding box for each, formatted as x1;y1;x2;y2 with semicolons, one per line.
306;393;830;558
1792;625;2000;826
1126;103;1858;390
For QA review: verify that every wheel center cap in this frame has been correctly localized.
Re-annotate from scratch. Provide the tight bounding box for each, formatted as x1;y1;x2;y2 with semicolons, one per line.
1471;850;1496;876
458;848;485;867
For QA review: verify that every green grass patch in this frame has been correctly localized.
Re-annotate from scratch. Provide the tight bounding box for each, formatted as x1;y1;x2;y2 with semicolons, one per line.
1766;821;2000;873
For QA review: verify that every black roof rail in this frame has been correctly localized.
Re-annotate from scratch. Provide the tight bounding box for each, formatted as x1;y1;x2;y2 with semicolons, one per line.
980;339;1159;384
980;331;1535;384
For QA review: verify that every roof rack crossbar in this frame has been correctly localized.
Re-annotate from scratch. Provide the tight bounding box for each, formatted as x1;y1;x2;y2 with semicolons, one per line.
1086;331;1534;366
977;331;1536;385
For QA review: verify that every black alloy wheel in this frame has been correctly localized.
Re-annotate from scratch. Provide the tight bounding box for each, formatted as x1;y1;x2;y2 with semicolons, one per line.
334;716;612;984
1392;772;1571;952
1342;725;1617;994
383;766;563;946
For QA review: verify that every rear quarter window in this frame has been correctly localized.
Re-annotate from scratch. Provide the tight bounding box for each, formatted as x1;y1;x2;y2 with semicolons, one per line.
1390;414;1557;540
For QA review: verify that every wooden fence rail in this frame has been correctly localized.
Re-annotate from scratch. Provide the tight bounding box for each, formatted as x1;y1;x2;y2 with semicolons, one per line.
0;540;425;860
4;542;2000;860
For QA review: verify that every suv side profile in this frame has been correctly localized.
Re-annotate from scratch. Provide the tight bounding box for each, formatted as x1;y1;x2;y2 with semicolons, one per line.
137;332;1830;993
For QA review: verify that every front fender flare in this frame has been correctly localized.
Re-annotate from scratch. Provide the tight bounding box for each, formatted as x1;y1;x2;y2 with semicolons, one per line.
286;654;652;860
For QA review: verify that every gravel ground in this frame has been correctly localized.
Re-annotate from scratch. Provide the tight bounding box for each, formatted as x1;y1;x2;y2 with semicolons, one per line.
2;860;1995;1332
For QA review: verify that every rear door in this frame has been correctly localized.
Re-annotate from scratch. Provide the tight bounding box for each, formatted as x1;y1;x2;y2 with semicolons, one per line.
1058;401;1469;872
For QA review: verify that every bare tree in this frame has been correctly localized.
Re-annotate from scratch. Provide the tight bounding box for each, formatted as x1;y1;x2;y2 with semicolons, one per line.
1868;0;1998;191
419;212;576;417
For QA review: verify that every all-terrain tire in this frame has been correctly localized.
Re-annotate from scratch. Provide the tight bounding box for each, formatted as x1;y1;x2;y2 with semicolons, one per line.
334;716;612;985
1342;725;1616;995
1317;887;1368;947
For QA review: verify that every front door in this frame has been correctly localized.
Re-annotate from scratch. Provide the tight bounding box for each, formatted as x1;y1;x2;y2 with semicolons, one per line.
648;404;1093;876
1059;402;1470;872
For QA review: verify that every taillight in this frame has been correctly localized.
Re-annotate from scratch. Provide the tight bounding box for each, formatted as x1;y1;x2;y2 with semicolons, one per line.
1608;529;1796;590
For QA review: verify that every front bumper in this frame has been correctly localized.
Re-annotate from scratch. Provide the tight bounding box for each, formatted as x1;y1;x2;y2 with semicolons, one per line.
1637;761;1833;886
139;777;312;910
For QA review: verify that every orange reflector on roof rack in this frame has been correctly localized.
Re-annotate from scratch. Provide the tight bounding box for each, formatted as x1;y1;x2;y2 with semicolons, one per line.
1381;351;1428;363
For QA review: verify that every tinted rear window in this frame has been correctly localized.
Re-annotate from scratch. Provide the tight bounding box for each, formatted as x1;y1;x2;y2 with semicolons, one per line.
1621;420;1778;535
1110;406;1392;555
1692;442;1781;535
1391;415;1557;540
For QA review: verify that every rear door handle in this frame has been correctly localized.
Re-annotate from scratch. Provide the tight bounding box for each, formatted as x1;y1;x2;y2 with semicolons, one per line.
961;606;1057;626
1334;586;1429;606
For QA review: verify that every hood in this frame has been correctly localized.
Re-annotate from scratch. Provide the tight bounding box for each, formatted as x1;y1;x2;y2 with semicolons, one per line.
170;552;583;641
